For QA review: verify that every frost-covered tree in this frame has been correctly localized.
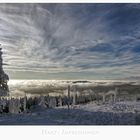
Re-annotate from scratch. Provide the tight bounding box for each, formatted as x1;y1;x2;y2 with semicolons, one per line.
0;46;9;96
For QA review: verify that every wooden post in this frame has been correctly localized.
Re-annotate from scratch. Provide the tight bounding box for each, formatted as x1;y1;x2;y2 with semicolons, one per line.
23;94;27;112
102;94;105;104
73;85;77;105
114;88;118;102
67;85;70;110
110;94;113;102
114;93;116;103
58;96;62;106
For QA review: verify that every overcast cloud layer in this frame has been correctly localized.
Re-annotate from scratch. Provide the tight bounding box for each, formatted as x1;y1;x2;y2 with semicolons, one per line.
0;3;140;79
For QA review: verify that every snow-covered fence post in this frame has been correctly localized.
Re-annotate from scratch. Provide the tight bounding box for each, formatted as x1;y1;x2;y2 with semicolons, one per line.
73;85;77;105
23;94;27;112
67;84;70;110
114;88;118;103
102;94;105;104
110;94;113;102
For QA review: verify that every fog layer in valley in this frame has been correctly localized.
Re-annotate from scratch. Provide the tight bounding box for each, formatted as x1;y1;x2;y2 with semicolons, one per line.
9;80;140;97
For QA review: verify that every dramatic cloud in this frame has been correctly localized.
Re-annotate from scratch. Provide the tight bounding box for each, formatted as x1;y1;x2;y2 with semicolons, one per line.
0;3;140;79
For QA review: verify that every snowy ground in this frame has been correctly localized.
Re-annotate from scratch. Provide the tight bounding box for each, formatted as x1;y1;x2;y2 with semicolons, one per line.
0;101;140;125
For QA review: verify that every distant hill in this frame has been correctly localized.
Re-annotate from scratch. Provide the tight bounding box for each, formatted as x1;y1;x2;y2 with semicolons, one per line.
122;76;140;80
72;80;92;84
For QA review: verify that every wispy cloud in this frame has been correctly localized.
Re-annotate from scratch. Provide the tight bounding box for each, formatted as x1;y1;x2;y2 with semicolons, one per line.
0;3;140;79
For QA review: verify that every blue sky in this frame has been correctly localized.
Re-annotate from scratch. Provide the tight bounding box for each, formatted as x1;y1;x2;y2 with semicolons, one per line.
0;3;140;79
